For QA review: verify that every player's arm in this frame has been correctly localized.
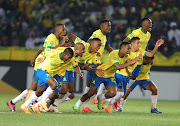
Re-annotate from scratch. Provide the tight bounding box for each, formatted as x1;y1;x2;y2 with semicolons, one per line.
74;66;84;79
84;63;104;77
67;33;76;42
51;36;69;49
105;40;113;53
114;57;139;70
145;39;164;57
125;67;132;77
30;47;44;66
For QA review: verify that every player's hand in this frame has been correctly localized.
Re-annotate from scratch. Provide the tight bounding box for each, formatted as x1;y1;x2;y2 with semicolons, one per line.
96;52;101;57
79;73;84;79
96;69;104;77
59;36;69;46
130;57;139;65
30;59;35;66
64;42;72;47
62;36;69;42
138;53;143;59
156;38;164;47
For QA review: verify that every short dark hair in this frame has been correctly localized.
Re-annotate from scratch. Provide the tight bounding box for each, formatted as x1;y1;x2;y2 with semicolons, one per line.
55;24;64;27
64;48;74;57
90;38;101;42
100;19;110;26
131;37;140;43
141;18;150;24
119;42;131;49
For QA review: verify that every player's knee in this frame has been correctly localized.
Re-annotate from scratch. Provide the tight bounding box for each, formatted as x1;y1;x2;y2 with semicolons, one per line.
36;91;43;97
152;87;158;94
109;91;116;98
68;87;74;93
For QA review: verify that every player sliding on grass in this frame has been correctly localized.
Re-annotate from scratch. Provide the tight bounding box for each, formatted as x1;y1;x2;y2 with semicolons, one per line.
122;56;162;113
73;42;140;113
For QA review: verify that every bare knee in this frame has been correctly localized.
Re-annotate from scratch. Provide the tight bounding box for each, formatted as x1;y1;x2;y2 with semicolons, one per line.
152;87;158;95
109;90;116;98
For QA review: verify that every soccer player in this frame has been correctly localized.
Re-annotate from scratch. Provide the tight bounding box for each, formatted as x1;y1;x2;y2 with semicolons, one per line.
45;34;104;113
123;56;162;113
48;44;86;113
104;37;164;113
20;48;84;114
123;18;152;91
85;19;114;112
73;42;140;113
7;24;68;112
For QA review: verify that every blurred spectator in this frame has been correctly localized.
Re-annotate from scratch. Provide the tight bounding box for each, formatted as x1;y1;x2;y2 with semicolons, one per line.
25;31;36;48
167;22;180;49
0;0;179;57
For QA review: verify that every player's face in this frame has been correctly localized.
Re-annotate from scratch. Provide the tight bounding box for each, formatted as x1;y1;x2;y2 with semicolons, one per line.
58;25;66;38
145;19;152;31
103;22;111;34
91;41;102;53
134;39;141;51
78;46;85;57
122;44;131;57
62;53;72;62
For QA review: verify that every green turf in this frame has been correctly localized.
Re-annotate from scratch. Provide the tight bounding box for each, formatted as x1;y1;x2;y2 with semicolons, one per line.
0;93;180;126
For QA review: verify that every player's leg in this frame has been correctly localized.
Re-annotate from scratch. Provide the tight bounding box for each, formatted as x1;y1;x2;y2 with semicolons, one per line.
7;71;38;112
98;77;117;113
20;69;56;113
73;75;101;112
82;71;96;112
82;78;96;112
145;81;162;113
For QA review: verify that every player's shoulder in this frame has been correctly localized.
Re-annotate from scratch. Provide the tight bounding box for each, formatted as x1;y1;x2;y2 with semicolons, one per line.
47;33;56;38
132;27;141;33
93;29;101;34
110;50;119;56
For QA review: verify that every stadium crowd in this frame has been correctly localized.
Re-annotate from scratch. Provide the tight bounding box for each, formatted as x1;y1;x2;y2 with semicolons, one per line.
0;0;180;56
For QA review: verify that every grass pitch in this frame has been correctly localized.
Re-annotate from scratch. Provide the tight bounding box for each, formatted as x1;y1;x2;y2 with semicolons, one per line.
0;93;180;126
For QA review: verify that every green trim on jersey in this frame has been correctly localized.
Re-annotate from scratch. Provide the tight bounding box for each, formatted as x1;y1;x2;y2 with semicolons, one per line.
118;52;123;58
141;28;147;34
59;53;63;60
113;62;119;65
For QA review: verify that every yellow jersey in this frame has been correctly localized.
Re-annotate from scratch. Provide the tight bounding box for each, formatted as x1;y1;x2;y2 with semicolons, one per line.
43;33;60;48
34;33;60;71
38;49;77;77
96;50;129;78
136;64;152;80
56;47;76;71
117;48;146;76
127;27;151;50
74;37;98;64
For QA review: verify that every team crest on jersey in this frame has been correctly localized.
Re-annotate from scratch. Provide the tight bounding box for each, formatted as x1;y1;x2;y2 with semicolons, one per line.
63;77;67;81
46;74;50;77
50;41;54;46
129;33;134;38
118;82;122;86
110;77;116;83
